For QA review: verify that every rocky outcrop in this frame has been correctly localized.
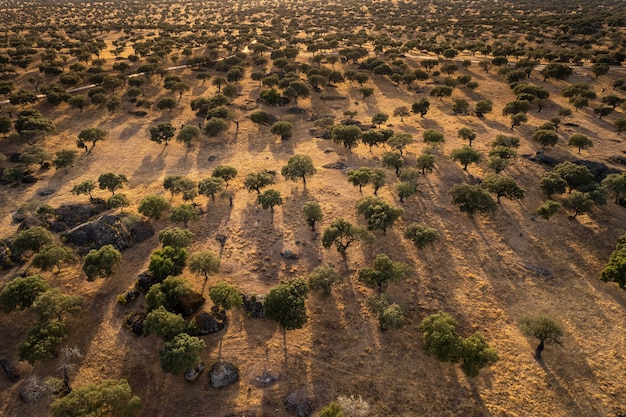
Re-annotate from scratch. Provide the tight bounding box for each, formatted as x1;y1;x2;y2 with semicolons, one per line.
64;214;153;255
194;312;224;335
243;294;264;318
284;387;313;417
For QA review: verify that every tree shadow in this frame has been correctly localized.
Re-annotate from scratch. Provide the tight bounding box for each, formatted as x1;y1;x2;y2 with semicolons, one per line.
131;153;166;187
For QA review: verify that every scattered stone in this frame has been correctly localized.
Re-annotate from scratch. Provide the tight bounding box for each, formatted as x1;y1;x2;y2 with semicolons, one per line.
208;155;217;162
284;387;313;417
608;155;626;166
287;106;306;114
524;151;560;167
0;358;19;382
124;311;146;336
21;174;37;184
194;312;224;335
185;362;205;382
37;188;54;197
210;361;240;388
281;249;298;259
243;294;264;318
322;161;348;170
564;122;580;127
323;149;334;154
17;216;45;231
341;119;361;126
137;271;158;292
251;369;280;388
524;264;551;277
467;174;482;185
54;201;107;229
128;110;148;117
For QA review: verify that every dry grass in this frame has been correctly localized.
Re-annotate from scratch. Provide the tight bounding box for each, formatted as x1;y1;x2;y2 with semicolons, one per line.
1;32;626;417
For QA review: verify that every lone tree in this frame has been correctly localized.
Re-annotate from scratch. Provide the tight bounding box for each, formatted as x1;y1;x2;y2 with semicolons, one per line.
358;254;409;293
188;250;220;280
382;151;403;175
244;170;275;194
347;167;372;193
148;246;188;282
83;245;122;281
160;333;206;374
302;201;323;231
158;227;195;249
331;124;362;149
601;234;626;288
32;245;74;272
416;151;436;175
209;281;242;315
0;275;50;313
481;174;525;203
13;226;54;255
52;149;78;173
532;129;559;148
170;204;197;228
387;133;414;155
355;196;404;234
423;129;444;145
176;125;200;146
149;123;176;148
308;264;343;296
567;133;593;154
77;127;108;152
537;200;561;220
451;146;482;170
212;165;238;186
198;177;225;201
322;218;374;254
281;154;317;186
458;128;477;146
257;189;283;214
270;121;293;140
265;278;309;333
71;180;96;202
602;172;626;203
412;98;430;117
31;288;82;322
51;379;141;417
98;173;128;195
404;223;439;249
519;314;564;359
138;195;170;220
561;191;594;218
450;184;497;215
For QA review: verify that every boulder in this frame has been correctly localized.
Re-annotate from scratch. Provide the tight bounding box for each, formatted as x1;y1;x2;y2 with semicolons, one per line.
243;294;264;318
124;311;146;336
281;249;298;259
194;312;224;335
284;387;313;417
54;202;107;229
137;271;158;292
322;161;348;170
524;151;560;167
210;361;239;388
573;159;620;181
64;213;154;255
251;368;280;388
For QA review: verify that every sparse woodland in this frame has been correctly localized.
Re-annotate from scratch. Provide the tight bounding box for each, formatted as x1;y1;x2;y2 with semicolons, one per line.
1;0;626;415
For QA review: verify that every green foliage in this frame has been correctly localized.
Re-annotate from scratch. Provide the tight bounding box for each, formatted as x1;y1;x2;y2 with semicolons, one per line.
396;181;417;202
77;127;107;150
71;180;96;201
532;129;559;148
209;281;242;312
211;165;238;186
244;170;275;194
308;264;343;296
387;133;413;155
416;151;436;174
519;314;563;358
601;235;626;288
13;226;54;254
322;218;373;254
355;196;403;234
52;149;78;172
257;189;283;213
158;227;194;249
270;120;293;140
176;125;200;146
203;118;229;136
19;320;67;365
159;333;205;374
358;253;409;293
404;223;439;249
50;379;141;417
567;133;593;153
138;195;170;220
539;172;567;197
536;200;561;220
189;250;220;280
319;402;347;417
31;288;82;322
149;246;188;282
474;99;493;117
32;244;74;272
371;112;389;126
459;332;499;377
602;172;626;203
82;245;122;281
281;154;317;185
145;306;194;341
411;98;430;117
170;204;197;227
302;201;323;231
450;184;497;215
107;194;130;211
98;172;128;195
562;191;594;218
0;275;50;313
481;174;525;203
450;145;482;170
264;278;309;330
457;128;477;146
331;124;362;149
145;276;191;312
510;112;528;129
422;129;444;144
379;303;404;330
198;177;225;201
347;167;372;193
149;123;177;147
382;151;404;174
420;312;461;362
554;161;594;191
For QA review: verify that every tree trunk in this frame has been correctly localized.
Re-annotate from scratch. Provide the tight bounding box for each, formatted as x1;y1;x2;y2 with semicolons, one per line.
534;340;544;359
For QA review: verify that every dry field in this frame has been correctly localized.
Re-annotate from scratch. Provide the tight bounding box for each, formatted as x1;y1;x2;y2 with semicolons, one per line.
0;30;626;417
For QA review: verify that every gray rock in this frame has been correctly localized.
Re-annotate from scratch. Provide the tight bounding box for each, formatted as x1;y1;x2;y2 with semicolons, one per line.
124;311;146;336
194;312;224;334
64;213;153;255
210;361;239;388
524;151;560;167
137;271;158;292
37;189;55;196
54;202;107;229
573;159;620;181
243;294;264;318
281;249;298;259
0;358;19;382
185;362;205;381
251;369;280;388
284;387;313;417
322;161;348;170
